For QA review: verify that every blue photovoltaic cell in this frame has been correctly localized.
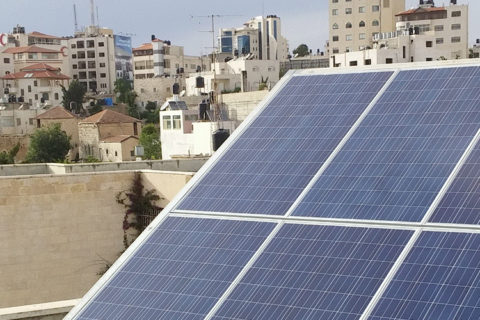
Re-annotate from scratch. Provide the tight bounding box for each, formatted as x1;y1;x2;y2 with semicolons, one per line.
76;217;275;320
294;66;480;222
370;232;480;320
212;225;412;320
177;72;393;215
429;144;480;224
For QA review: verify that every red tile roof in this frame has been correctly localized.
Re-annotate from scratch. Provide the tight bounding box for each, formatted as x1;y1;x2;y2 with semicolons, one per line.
28;31;62;40
80;109;140;124
101;135;139;143
21;63;59;72
2;45;60;54
35;106;77;120
396;7;446;16
1;63;70;80
133;43;153;51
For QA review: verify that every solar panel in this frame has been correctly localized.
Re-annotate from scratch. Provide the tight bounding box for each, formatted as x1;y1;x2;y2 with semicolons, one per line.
429;143;480;225
370;231;480;320
75;217;275;320
212;225;412;320
294;66;480;222
177;71;393;215
67;62;480;320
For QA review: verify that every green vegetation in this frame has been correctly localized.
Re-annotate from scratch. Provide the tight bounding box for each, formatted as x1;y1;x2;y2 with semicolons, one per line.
0;143;20;164
139;124;162;160
25;124;71;163
293;44;309;57
61;80;86;114
116;172;163;248
114;79;139;118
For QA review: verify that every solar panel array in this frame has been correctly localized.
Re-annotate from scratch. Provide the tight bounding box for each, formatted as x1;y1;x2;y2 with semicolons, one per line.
67;62;480;320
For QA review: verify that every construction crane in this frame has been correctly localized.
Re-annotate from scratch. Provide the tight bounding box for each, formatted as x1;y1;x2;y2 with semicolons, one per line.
190;14;241;122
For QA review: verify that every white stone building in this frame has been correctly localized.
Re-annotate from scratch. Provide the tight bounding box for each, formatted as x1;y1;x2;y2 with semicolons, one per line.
185;58;279;95
68;26;120;94
160;101;236;160
328;0;405;55
331;2;469;67
219;15;288;61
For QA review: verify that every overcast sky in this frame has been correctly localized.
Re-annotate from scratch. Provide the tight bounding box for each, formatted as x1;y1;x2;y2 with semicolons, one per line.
1;0;478;56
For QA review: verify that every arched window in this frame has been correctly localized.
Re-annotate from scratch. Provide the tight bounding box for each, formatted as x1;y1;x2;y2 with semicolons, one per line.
346;22;352;29
332;23;339;30
359;21;366;27
372;20;380;26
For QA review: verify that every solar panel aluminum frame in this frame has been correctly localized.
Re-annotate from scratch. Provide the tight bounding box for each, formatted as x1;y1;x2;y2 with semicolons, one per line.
66;59;480;320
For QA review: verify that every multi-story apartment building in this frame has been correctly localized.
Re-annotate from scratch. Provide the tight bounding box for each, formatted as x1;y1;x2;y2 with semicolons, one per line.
132;38;206;108
68;26;117;94
1;63;69;107
133;39;205;79
219;15;288;61
328;0;405;55
331;1;469;67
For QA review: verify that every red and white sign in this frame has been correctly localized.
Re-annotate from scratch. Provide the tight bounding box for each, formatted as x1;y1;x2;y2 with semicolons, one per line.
0;33;7;47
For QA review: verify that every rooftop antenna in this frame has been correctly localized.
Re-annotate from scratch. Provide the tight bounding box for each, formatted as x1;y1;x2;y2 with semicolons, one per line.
190;14;242;122
73;3;78;32
96;6;100;27
90;0;96;27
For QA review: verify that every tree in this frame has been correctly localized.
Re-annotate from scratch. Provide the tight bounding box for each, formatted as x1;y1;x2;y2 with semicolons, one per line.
141;101;159;124
114;79;133;104
125;90;139;118
139;124;162;160
116;172;163;248
25;124;71;163
293;44;309;57
61;80;86;114
0;143;20;164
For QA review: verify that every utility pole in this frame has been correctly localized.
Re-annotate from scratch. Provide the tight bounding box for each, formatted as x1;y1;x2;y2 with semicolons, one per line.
90;0;96;27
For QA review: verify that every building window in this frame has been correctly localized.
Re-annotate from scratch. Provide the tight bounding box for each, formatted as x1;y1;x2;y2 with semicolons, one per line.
426;58;433;61
29;118;34;125
3;58;9;63
73;64;77;69
16;118;21;126
372;20;379;27
71;44;76;49
133;123;138;136
434;25;444;32
426;41;433;48
33;80;38;87
163;116;172;129
100;73;106;78
451;24;461;30
372;5;380;12
349;61;357;66
100;63;106;67
98;42;104;47
452;11;461;17
345;8;352;14
28;85;31;93
359;21;365;27
332;23;339;30
332;9;338;15
173;115;182;130
359;6;366;13
359;33;366;40
35;94;38;100
346;22;352;28
383;0;390;8
332;0;338;2
332;35;339;42
99;52;105;57
55;93;59;100
436;38;444;44
115;151;118;157
346;34;353;41
365;59;372;65
332;48;339;54
451;36;461;43
386;58;393;64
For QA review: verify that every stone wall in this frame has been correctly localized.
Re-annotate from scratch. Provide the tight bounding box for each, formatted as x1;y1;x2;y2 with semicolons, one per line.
220;90;268;124
0;170;194;308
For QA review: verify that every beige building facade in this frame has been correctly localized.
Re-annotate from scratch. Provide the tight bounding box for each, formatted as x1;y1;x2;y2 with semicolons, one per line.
328;0;405;55
78;109;141;160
